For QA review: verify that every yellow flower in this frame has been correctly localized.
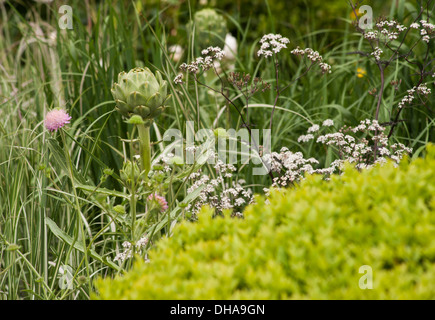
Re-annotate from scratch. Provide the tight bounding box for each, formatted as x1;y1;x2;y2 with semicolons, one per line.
350;10;364;20
356;67;367;78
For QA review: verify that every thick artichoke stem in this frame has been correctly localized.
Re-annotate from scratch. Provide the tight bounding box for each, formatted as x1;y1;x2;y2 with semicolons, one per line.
138;124;151;175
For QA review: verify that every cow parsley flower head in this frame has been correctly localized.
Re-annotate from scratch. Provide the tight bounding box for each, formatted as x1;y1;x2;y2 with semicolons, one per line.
371;47;383;61
307;124;320;133
179;46;225;75
44;109;72;132
322;119;334;127
297;134;314;143
299;119;412;172
174;74;183;84
184;153;253;217
291;47;332;74
114;235;150;263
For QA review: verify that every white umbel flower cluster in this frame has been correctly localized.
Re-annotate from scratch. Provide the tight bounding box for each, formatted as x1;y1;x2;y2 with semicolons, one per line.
185;154;253;217
114;235;150;263
178;46;225;76
297;134;314;143
290;47;332;74
364;19;434;45
297;119;412;172
263;147;319;188
257;33;290;58
307;124;320;133
363;19;407;42
322;119;334;127
398;84;432;109
371;47;383;61
419;19;435;43
173;74;183;84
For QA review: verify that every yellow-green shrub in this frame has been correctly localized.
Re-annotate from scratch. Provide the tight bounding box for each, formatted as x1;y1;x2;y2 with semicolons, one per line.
94;145;435;299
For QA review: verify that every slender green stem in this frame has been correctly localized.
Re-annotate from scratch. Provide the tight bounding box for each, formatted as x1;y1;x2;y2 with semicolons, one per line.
137;123;152;175
127;127;138;258
60;130;92;293
0;235;53;296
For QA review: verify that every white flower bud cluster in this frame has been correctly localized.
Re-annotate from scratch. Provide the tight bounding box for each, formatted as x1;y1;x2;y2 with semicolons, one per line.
398;84;432;109
290;47;332;74
297;134;314;143
420;20;435;43
174;74;183;84
410;20;435;43
262;147;319;188
177;46;225;79
114;235;149;263
184;154;253;217
364;31;378;40
257;33;290;58
307;124;320;133
363;20;407;42
322;119;334;127
371;47;383;61
406;20;434;43
296;119;412;173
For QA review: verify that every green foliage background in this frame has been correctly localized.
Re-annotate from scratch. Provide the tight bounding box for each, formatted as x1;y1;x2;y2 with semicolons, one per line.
1;0;434;299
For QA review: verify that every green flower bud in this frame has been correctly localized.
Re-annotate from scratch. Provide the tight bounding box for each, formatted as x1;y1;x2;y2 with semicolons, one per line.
214;127;228;139
78;276;87;285
127;115;145;125
152;164;164;171
6;244;20;251
179;202;189;208
120;161;145;186
113;205;126;214
193;9;228;49
103;168;114;176
168;156;184;166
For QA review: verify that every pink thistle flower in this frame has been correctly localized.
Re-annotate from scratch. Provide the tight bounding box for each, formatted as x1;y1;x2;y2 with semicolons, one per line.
147;193;168;212
44;109;72;132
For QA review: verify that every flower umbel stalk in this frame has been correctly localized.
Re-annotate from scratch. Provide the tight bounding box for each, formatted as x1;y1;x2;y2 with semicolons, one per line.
138;123;151;175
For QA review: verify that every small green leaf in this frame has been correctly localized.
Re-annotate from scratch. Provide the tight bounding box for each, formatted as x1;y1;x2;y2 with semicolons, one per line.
46;217;121;272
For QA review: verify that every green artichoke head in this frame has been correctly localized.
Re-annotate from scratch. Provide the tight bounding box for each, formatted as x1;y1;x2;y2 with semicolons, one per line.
111;67;170;123
193;9;228;49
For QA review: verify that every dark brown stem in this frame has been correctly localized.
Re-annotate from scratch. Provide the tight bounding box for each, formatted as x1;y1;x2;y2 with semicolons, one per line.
375;65;385;121
269;60;315;131
269;54;280;131
372;63;385;162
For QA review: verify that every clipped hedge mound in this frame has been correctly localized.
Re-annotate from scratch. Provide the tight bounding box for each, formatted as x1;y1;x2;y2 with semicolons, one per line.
94;145;435;299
